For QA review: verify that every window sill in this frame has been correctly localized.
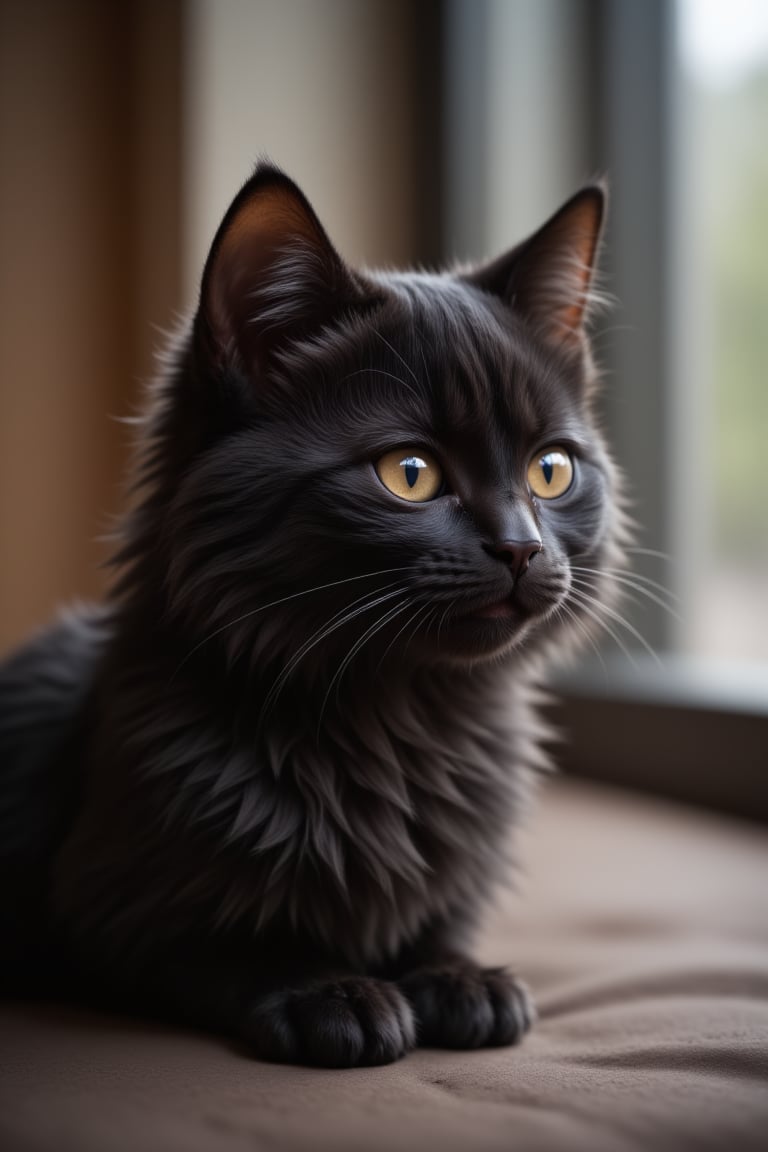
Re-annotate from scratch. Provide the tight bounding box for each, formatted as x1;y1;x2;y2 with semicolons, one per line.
548;655;768;823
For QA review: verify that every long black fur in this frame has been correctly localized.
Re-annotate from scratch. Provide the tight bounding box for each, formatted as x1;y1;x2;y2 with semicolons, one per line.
0;163;625;1066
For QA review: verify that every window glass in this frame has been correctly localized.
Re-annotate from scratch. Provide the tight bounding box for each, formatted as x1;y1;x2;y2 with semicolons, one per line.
676;0;768;660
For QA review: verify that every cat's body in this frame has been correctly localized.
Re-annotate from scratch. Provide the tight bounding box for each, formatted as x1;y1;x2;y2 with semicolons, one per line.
0;164;623;1066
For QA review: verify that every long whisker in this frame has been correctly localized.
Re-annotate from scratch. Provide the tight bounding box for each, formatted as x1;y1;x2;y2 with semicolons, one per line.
415;328;433;387
372;329;421;389
339;367;419;401
606;583;682;624
553;598;606;669
566;588;640;669
257;589;407;714
170;566;411;682
318;595;417;731
435;601;455;648
570;574;675;641
328;596;413;698
259;585;410;724
380;597;434;670
604;578;682;622
375;597;432;672
570;567;682;620
571;565;680;603
625;546;674;563
570;577;660;644
568;584;663;667
400;600;437;662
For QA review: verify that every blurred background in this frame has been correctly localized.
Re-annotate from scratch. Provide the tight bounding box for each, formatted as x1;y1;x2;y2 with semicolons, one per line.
0;0;765;811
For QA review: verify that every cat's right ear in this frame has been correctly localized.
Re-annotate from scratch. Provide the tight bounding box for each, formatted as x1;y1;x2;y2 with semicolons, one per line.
466;184;606;355
196;162;369;376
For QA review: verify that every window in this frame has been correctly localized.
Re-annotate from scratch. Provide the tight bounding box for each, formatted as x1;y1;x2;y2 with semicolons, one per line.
676;0;768;661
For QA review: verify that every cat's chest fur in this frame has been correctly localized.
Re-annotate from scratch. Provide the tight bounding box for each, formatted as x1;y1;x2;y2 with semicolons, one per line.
58;658;527;971
201;665;536;965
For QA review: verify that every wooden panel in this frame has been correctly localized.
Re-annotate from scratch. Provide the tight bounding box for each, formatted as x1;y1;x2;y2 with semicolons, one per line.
0;0;182;655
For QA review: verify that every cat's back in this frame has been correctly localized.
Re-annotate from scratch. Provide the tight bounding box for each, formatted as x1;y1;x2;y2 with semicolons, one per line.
0;605;107;980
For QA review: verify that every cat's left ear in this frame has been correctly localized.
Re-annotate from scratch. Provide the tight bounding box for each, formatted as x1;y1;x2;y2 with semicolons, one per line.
196;161;372;376
466;184;606;352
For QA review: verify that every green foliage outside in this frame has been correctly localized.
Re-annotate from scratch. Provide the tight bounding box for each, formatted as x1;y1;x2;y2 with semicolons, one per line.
700;69;768;560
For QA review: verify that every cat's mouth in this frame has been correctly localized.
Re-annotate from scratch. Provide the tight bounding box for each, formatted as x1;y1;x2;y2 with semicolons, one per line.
454;574;568;628
455;590;522;622
448;585;561;640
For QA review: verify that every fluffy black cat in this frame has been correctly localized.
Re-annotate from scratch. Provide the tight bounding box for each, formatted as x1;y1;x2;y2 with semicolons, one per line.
0;162;623;1067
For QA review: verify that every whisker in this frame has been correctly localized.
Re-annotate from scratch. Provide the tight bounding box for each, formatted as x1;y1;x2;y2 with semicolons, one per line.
570;568;681;620
401;600;437;661
553;598;606;670
263;582;417;723
375;597;432;672
606;583;682;623
571;565;680;603
170;566;411;682
625;546;674;563
372;329;421;389
568;584;662;667
435;601;455;648
339;367;419;400
318;595;417;730
566;588;641;669
259;585;410;724
415;328;433;386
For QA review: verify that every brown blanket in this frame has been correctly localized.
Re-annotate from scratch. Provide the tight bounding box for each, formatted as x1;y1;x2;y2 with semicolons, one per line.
1;778;766;1152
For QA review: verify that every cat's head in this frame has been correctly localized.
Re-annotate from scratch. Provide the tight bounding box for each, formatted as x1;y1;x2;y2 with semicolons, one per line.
131;163;624;679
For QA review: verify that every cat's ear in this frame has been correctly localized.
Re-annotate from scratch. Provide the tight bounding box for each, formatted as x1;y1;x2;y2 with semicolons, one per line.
467;184;606;351
197;162;368;374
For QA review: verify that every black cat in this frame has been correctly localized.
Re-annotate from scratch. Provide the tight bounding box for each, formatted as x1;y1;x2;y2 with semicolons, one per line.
0;162;624;1067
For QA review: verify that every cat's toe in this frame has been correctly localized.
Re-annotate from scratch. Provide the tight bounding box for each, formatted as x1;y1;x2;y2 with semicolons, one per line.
400;963;535;1049
244;977;415;1067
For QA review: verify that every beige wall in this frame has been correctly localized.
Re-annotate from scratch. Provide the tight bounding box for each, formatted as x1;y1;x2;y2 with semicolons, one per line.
182;0;436;303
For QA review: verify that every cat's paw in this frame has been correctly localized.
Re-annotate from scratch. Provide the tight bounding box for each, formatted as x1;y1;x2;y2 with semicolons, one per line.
243;977;415;1067
399;963;535;1049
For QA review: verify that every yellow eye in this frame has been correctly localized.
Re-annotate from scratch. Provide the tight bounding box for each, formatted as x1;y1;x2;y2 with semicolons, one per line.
376;448;443;502
528;446;574;499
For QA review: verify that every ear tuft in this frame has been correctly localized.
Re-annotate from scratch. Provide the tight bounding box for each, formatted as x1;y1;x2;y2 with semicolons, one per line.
468;184;607;350
198;162;365;375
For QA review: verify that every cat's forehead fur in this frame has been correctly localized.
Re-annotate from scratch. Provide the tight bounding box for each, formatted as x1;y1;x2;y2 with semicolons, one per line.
270;267;591;473
386;270;588;427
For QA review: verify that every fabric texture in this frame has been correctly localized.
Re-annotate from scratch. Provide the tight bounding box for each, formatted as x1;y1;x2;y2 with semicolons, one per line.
1;777;766;1152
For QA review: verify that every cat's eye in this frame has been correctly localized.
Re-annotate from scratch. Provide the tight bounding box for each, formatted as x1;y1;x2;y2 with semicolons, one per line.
375;448;443;502
528;446;574;499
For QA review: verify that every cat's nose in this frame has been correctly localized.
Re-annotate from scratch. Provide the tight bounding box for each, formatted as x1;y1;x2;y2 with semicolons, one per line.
485;539;542;580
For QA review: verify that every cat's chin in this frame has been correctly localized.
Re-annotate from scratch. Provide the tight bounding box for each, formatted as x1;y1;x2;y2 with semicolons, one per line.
416;600;539;662
465;597;518;621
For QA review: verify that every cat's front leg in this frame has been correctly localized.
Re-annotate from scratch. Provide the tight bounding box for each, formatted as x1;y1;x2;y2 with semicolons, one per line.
387;924;535;1050
398;961;535;1049
242;976;415;1067
134;947;415;1068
